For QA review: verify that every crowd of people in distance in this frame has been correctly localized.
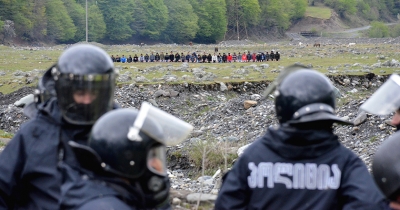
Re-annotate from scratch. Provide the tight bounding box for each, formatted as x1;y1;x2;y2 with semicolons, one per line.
111;51;280;63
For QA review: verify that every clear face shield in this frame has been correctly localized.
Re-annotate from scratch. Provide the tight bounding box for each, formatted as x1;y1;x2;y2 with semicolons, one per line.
361;74;400;115
127;101;194;146
147;145;167;176
53;67;116;125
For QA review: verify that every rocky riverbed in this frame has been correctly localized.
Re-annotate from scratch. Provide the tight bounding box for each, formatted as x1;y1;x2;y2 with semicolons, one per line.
0;72;397;209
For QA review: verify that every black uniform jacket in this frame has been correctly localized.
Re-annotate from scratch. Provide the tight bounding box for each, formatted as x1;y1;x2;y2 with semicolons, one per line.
215;125;387;210
0;98;120;209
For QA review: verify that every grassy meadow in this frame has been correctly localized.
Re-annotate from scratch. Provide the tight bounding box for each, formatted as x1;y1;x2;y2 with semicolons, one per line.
305;6;332;19
0;41;399;94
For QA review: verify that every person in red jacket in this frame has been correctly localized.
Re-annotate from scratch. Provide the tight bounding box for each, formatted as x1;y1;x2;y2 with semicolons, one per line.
242;53;247;62
227;53;233;63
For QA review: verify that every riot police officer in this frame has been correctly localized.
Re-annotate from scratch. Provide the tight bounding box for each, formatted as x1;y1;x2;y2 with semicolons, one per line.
215;64;387;209
0;44;118;209
68;103;193;209
372;131;400;210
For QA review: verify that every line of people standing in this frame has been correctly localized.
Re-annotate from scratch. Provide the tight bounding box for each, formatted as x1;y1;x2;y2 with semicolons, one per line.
111;51;280;64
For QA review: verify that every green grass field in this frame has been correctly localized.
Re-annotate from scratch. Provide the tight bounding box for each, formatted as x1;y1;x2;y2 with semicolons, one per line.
305;6;332;19
0;42;399;94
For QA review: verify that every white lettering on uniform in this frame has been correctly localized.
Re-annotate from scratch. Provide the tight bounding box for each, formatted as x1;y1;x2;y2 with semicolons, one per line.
247;162;341;190
274;163;293;189
293;163;304;189
248;162;257;188
305;163;317;189
258;162;273;188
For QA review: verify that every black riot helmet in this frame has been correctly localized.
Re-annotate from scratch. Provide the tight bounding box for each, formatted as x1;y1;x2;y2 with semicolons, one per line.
274;65;352;125
52;44;116;125
372;132;400;200
88;108;166;179
70;104;193;207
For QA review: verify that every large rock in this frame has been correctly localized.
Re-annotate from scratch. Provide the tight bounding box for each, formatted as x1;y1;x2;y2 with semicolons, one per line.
186;193;217;203
154;90;167;98
220;82;228;92
353;111;367;126
169;90;180;97
244;100;257;109
250;94;261;101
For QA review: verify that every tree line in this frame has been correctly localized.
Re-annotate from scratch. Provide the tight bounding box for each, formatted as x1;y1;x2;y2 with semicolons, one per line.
0;0;398;44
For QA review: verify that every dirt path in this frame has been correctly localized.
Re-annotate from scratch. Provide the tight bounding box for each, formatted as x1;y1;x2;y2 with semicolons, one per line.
341;22;397;33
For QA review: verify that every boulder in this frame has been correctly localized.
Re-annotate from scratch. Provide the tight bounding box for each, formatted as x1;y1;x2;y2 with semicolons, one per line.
244;100;257;109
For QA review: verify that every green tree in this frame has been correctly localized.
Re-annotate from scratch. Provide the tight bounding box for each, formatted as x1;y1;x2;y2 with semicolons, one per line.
368;21;389;38
384;0;399;15
357;1;375;20
390;23;400;37
2;0;47;41
0;19;4;34
290;0;307;20
11;0;34;39
0;0;13;20
239;0;261;26
189;0;226;42
325;0;357;16
45;0;76;42
29;0;47;40
259;0;292;30
88;4;107;41
132;0;168;39
62;0;85;42
163;0;198;42
203;0;227;41
188;0;213;40
97;0;135;41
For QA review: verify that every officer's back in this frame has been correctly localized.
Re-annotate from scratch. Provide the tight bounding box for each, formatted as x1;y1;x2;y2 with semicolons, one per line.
215;65;387;210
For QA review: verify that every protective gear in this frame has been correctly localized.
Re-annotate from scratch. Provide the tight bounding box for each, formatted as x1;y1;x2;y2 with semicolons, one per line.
34;66;56;104
23;66;57;119
69;105;193;208
361;74;400;115
52;44;116;125
215;125;387;209
274;65;352;125
372;131;400;199
88;108;166;180
0;97;117;209
127;102;193;146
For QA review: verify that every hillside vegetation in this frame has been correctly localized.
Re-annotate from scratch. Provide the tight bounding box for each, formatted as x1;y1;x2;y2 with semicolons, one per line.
305;6;332;19
0;0;399;44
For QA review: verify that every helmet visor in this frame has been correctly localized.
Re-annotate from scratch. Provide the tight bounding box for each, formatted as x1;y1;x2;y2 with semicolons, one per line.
128;102;193;146
361;74;400;115
147;145;167;176
55;72;116;125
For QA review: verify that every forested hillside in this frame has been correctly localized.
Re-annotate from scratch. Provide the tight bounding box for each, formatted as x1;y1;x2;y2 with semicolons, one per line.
0;0;399;44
